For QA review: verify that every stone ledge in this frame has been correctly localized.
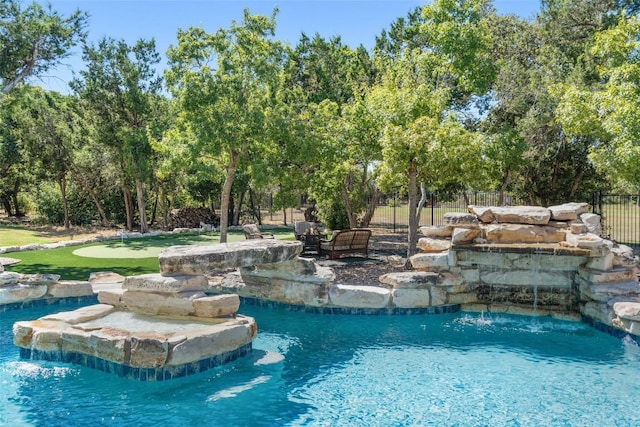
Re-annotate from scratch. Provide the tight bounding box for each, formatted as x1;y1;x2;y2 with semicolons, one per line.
159;240;302;275
19;343;252;381
13;306;257;378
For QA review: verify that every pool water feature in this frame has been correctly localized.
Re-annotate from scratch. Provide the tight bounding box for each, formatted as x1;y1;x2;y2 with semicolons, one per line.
3;301;640;426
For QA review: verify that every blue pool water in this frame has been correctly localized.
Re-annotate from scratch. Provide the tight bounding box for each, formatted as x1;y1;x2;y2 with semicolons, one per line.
2;301;640;426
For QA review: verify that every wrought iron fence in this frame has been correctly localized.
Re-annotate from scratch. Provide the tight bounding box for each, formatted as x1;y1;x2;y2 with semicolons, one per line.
592;192;640;248
370;191;640;249
369;191;530;232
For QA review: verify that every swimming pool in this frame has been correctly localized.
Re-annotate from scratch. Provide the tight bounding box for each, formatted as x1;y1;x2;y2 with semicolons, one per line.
2;301;640;426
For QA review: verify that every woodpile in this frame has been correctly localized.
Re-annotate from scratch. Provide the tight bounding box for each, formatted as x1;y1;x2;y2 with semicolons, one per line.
170;207;220;228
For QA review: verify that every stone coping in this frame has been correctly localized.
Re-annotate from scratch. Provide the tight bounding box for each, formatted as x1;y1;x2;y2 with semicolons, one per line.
20;343;252;381
452;243;591;256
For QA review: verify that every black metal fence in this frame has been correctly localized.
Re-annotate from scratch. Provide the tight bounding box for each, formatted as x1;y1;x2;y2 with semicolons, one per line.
369;191;530;231
370;191;640;248
592;192;640;248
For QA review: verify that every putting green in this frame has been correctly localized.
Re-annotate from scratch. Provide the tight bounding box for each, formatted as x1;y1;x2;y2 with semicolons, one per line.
71;233;260;259
73;244;172;258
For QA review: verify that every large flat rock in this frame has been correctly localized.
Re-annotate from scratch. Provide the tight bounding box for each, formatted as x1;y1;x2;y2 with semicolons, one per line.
159;240;302;275
14;306;256;379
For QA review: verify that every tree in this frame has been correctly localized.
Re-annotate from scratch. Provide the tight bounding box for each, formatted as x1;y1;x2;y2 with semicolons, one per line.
0;93;31;216
165;9;285;242
368;50;482;257
369;0;494;257
282;34;380;228
10;88;79;227
555;14;640;189
72;37;163;233
0;0;87;95
479;0;623;205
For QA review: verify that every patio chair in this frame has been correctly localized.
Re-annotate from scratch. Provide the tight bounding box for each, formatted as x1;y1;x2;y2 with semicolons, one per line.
243;223;275;239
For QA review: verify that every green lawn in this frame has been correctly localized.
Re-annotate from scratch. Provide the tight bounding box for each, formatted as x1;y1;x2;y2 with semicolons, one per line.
0;224;56;246
4;229;295;281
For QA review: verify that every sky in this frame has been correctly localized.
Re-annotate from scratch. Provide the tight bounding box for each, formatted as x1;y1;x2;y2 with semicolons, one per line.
34;0;542;93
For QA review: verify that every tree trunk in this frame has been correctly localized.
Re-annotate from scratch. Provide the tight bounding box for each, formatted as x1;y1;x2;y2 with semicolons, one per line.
360;187;382;228
342;187;357;229
150;188;158;227
160;185;169;230
1;196;12;216
135;178;148;233
71;165;109;226
12;179;22;217
498;170;510;205
407;160;419;259
569;168;584;200
234;190;245;226
123;186;133;231
58;174;70;229
219;149;239;243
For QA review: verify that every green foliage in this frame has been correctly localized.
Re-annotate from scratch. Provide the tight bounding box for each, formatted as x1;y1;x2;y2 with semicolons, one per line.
555;14;640;188
0;0;88;95
317;196;350;231
164;9;286;240
32;181;97;225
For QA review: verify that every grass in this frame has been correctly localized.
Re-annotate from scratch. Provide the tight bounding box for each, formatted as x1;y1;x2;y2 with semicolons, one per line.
4;228;295;281
0;224;55;246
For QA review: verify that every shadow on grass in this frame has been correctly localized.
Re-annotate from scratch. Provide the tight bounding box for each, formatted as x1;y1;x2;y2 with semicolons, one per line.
8;261;158;281
5;230;296;281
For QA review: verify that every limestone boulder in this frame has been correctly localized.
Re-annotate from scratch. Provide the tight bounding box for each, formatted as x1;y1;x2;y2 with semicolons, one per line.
121;290;206;316
490;206;551;225
46;280;94;298
18;273;60;285
409;252;449;271
484;224;565;244
410;252;450;271
565;233;606;250
159;240;302;275
430;286;448;306
419;226;452;238
98;289;125;308
123;273;209;293
167;318;256;366
89;271;125;284
129;333;169;367
585;252;614;271
581;301;614;326
43;304;115;324
417;238;450;252
611;244;640;269
0;271;20;286
578;267;637;284
0;283;47;304
467;206;494;223
579;213;602;235
328;284;390;308
548;202;590;221
570;222;588;234
392;288;431;308
451;227;479;245
240;257;334;284
193;294;240;318
612;300;640;322
443;213;479;227
481;269;573;287
379;271;439;289
579;281;640;303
